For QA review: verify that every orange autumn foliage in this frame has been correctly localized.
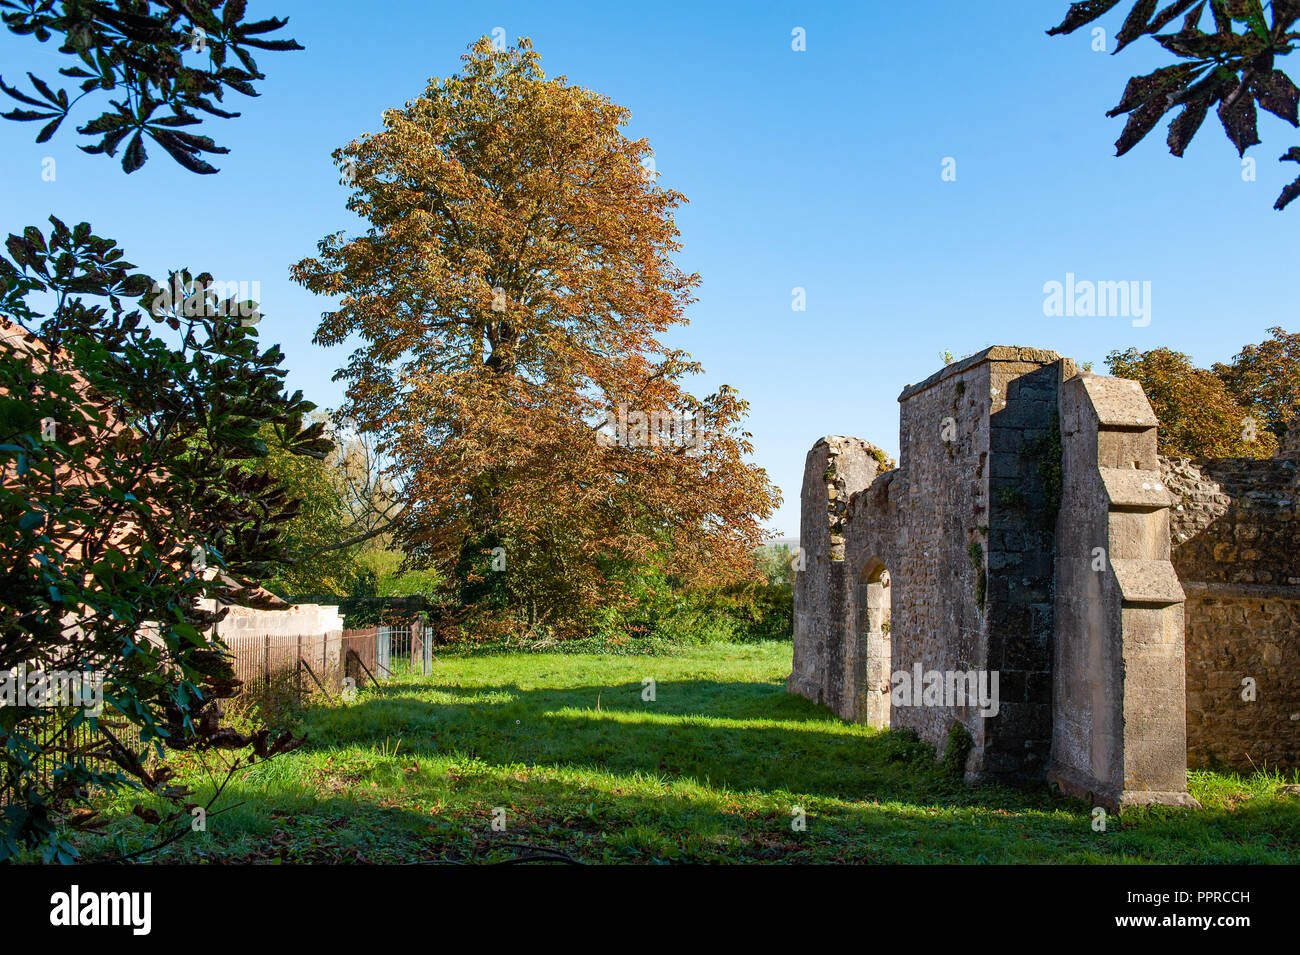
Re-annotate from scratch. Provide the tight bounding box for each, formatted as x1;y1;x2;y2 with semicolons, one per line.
293;37;779;634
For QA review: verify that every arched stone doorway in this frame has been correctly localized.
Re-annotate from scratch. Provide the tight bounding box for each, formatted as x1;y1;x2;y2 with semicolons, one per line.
855;560;892;729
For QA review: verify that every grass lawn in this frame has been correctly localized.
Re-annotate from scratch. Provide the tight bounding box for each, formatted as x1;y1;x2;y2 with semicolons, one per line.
73;641;1300;863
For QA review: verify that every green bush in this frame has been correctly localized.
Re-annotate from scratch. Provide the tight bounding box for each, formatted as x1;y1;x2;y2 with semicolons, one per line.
940;722;974;780
589;577;793;649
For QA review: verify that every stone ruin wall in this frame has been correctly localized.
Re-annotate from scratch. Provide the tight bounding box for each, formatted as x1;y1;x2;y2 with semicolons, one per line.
979;353;1065;780
794;348;1070;784
854;355;994;768
789;436;890;717
868;348;1065;781
791;343;1300;806
1048;374;1193;808
1162;446;1300;771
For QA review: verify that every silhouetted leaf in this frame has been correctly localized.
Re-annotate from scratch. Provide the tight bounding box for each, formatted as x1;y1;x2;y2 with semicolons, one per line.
1048;0;1124;35
1278;147;1300;208
1116;97;1175;154
1218;88;1260;155
238;15;293;35
1149;0;1205;33
1253;70;1300;125
1165;67;1233;154
1;107;57;122
239;37;303;52
1115;0;1159;52
0;73;50;108
1108;61;1201;115
1276;174;1300;209
1168;92;1213;154
24;71;60;105
35;112;65;143
1155;27;1254;56
150;129;219;174
224;0;248;30
122;130;146;173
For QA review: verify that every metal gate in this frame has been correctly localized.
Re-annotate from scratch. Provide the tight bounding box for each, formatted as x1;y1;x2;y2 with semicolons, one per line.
375;621;432;678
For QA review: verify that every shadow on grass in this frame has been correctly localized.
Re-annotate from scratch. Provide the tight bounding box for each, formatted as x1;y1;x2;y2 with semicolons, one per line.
70;671;1300;863
81;756;1300;864
305;677;972;802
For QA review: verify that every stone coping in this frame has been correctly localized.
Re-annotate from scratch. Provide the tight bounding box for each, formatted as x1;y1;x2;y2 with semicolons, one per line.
1111;559;1185;607
1079;374;1159;429
1099;468;1173;510
897;345;1062;402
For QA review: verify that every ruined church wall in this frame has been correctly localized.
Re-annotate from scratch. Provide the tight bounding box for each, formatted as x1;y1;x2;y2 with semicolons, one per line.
842;470;901;726
795;348;1067;781
876;356;995;768
789;346;1289;803
1163;452;1300;770
982;356;1064;780
789;437;886;715
868;348;1063;781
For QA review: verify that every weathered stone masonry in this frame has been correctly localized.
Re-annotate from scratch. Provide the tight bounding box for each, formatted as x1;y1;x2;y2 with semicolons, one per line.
790;345;1299;809
1163;448;1300;770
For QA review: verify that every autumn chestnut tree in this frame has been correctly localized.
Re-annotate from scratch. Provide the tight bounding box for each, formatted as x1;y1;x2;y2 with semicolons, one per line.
1213;326;1300;440
1106;344;1280;457
292;38;779;635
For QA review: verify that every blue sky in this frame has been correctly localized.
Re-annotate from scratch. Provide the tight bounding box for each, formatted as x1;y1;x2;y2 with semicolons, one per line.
1;0;1295;536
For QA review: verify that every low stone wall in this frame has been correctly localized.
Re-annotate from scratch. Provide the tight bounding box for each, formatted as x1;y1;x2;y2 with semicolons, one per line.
1182;589;1300;769
1162;449;1300;770
214;602;345;638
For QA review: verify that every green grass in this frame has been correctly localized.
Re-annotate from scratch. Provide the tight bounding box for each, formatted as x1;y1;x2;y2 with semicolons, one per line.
69;642;1300;863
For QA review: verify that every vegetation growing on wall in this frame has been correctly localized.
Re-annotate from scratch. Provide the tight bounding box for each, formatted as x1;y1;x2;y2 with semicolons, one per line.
968;540;987;611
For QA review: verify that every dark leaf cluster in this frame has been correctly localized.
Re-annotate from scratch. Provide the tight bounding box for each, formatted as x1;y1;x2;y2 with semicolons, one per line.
0;217;324;859
1050;0;1300;209
0;0;302;173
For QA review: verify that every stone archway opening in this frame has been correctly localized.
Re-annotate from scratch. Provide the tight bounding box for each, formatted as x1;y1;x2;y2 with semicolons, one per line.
855;560;892;729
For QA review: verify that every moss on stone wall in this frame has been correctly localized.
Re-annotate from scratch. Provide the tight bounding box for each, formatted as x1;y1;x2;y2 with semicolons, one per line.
1023;418;1062;521
968;540;986;610
940;721;974;779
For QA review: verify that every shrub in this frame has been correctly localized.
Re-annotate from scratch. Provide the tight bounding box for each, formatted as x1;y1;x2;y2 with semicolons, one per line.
940;722;974;780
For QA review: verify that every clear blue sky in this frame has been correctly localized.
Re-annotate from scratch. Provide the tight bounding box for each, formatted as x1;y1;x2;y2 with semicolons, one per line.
2;0;1295;536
